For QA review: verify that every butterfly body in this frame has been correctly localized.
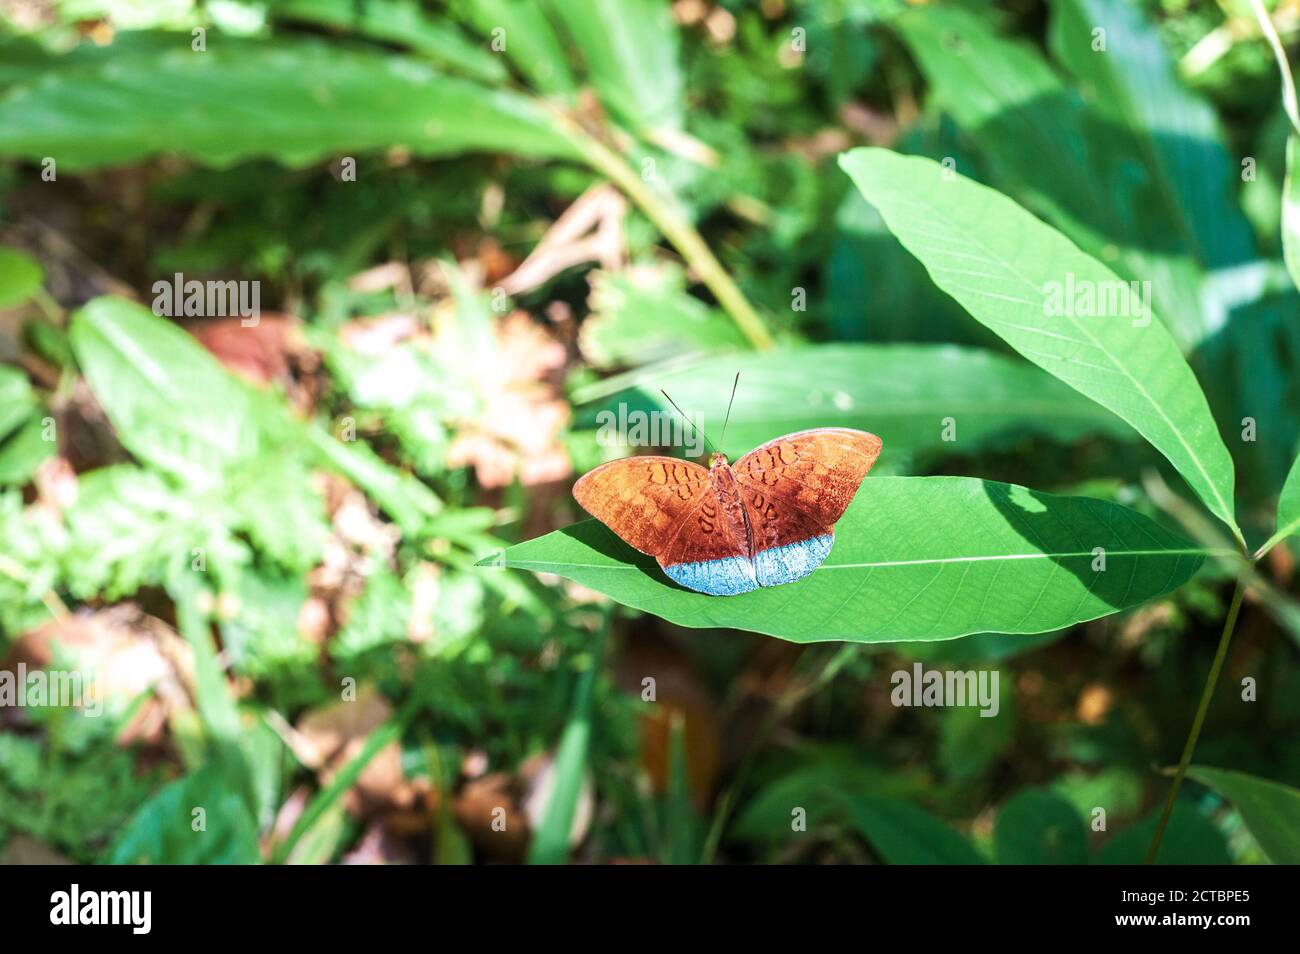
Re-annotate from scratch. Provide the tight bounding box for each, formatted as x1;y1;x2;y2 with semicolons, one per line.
573;428;882;596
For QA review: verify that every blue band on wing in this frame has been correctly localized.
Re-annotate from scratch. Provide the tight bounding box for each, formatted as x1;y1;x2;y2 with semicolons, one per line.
754;534;834;588
662;555;758;596
662;534;835;596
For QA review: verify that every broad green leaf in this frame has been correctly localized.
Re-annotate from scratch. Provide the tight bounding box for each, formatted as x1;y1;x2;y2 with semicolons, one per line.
544;0;683;135
1186;765;1300;864
579;264;747;368
0;247;43;309
494;476;1205;643
461;0;577;97
845;796;986;864
269;0;508;83
574;343;1134;463
840;148;1241;540
70;298;261;486
1098;803;1231;865
994;788;1089;864
0;37;576;170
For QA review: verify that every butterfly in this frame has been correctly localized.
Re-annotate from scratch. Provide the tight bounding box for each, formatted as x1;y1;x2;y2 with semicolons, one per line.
573;421;882;597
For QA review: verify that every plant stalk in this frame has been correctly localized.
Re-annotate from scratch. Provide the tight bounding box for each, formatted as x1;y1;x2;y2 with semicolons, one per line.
1144;575;1247;863
566;121;776;351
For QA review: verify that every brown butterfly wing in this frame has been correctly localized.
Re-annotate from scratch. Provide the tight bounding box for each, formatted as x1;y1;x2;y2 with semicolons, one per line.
572;456;747;566
731;428;883;552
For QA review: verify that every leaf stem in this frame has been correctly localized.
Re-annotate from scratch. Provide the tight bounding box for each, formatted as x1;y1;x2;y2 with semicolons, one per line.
1248;0;1300;135
1253;521;1298;561
1144;574;1247;863
563;117;776;351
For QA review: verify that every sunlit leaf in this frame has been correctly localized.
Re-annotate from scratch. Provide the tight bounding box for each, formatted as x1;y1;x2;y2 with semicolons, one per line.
0;37;576;170
840;148;1240;539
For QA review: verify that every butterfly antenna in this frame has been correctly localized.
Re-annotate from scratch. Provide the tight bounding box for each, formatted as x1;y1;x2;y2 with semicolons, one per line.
659;389;716;456
719;372;740;454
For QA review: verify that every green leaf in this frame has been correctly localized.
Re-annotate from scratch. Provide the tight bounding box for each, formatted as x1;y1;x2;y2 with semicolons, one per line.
994;788;1089;864
574;343;1134;463
461;0;577;97
0;364;36;443
844;796;986;864
269;0;508;83
108;763;261;864
1186;765;1300;864
495;476;1204;642
839;149;1240;540
1262;450;1300;556
0;415;53;486
70;298;261;487
0;37;576;171
544;0;683;134
0;247;43;309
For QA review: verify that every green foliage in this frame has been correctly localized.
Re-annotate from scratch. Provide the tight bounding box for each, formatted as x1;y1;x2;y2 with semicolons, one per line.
0;0;1296;870
1186;765;1300;864
994;788;1089;865
0;37;576;170
840;148;1241;539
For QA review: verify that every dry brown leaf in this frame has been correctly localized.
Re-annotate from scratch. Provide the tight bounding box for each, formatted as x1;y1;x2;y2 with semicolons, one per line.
498;184;626;296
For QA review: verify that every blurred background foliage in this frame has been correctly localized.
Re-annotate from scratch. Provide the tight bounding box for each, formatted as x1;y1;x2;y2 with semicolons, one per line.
0;0;1298;864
